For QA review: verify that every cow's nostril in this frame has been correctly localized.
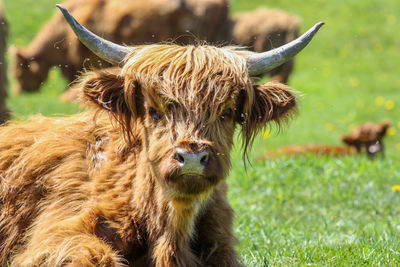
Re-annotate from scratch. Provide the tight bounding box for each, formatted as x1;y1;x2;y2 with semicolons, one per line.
200;153;209;166
174;152;185;164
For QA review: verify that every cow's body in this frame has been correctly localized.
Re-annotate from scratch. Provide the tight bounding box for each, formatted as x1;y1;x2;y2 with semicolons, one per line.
0;0;9;123
1;44;297;266
0;111;236;266
260;144;356;158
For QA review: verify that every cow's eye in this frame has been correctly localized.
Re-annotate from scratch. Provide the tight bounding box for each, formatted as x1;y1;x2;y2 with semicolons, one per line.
220;108;233;121
148;107;163;122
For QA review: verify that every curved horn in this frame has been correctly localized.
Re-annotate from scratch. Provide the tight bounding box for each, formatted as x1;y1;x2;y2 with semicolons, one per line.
246;22;324;76
56;4;131;64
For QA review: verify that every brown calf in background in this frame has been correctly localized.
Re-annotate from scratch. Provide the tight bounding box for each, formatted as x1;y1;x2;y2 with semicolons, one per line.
260;121;391;159
341;120;390;158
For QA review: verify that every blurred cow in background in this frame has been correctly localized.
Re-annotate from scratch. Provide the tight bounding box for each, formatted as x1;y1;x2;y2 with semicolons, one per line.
12;0;229;94
0;0;8;124
14;0;301;97
259;121;391;159
341;120;390;158
229;8;301;83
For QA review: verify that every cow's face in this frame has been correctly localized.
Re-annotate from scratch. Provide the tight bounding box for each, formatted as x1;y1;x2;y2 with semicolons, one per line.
81;45;297;198
12;49;47;93
137;76;241;197
141;91;238;197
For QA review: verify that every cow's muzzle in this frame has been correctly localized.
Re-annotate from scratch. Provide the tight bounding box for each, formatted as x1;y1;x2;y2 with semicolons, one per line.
173;142;211;176
158;140;223;195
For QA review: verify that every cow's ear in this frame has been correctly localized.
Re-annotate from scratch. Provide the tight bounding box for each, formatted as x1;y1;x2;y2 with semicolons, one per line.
81;69;133;115
237;81;297;155
81;69;141;148
240;81;297;131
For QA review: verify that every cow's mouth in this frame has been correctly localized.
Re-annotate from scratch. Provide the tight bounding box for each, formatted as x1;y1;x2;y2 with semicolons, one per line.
178;172;204;177
167;173;219;195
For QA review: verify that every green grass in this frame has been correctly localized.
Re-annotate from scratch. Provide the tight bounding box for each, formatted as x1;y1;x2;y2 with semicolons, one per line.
230;155;400;265
3;0;400;265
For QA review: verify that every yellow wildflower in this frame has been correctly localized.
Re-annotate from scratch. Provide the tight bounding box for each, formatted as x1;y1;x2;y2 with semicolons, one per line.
263;129;270;139
387;127;396;136
392;185;400;192
375;96;385;106
384;100;395;110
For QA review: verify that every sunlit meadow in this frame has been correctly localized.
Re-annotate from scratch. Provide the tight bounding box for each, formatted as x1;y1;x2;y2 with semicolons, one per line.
3;0;400;265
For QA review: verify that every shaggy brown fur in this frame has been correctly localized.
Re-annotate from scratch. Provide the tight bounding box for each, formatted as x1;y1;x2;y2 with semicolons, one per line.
259;121;390;159
229;8;301;83
1;44;297;266
0;0;9;124
12;0;229;93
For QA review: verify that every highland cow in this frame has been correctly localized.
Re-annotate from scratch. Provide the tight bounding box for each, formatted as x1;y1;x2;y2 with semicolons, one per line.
230;8;301;83
12;0;229;93
259;121;390;159
0;0;9;123
0;6;323;266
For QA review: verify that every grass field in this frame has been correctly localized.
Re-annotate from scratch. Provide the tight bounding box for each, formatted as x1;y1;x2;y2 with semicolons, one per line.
3;0;400;265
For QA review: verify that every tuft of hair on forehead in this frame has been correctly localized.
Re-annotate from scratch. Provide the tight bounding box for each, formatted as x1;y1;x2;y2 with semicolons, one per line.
121;44;253;117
